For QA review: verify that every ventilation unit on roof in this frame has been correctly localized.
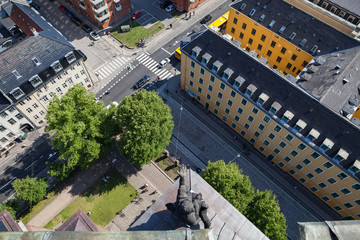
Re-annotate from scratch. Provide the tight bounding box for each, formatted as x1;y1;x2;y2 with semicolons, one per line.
256;1;260;6
279;26;286;34
289;32;296;40
269;20;275;28
259;14;265;21
249;9;256;16
300;38;307;46
240;3;246;10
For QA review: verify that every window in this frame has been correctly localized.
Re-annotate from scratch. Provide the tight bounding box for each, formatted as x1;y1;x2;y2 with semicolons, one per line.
278;161;285;167
250;138;256;144
248;38;253;45
231;123;237;128
26;108;32;113
248;115;254;122
189;80;194;87
80;70;85;75
337;172;348;180
289;169;296;175
242;23;246;30
352;184;360;190
12;70;21;79
237;107;243;114
200;68;205;75
311;152;320;159
230;90;236;98
251;29;256;35
281;47;287;54
355;199;360;206
208;85;213;92
15;113;23;120
199;78;204;84
286;63;292;70
241;99;247;106
206;94;211;100
240;32;244;39
276;57;282;63
8;118;16;125
7;132;14;138
197;87;202;93
298;143;306;150
214;108;218;114
0;125;5;131
259;146;265;152
258;124;265;131
290;150;298;157
234;115;240;122
263;140;270;146
215;101;220;107
285;134;294;141
220;83;225;90
284;156;292;163
319;182;327;189
299;177;306;183
254;131;260;137
225;108;230;114
331;192;340;198
32;103;38;108
322;196;330;201
210;75;215;82
0;137;7;143
323;161;333;168
274;148;280;154
222;115;228;122
303;158;311;165
279;141;287;148
295;164;303;170
267;50;272;57
233;17;238;24
263;116;270;123
327;177;337;184
34;115;39;120
267;154;274;160
191;61;195;68
271;41;276;47
19;100;25;106
344;203;354;209
218;92;223;99
268;133;275;140
306;173;315;179
240;130;246;136
252;107;259;114
310;186;318;192
314;168;323;174
231;27;235;34
334;206;342;211
340;188;351;195
244;123;250;129
274;125;281;132
261;35;266;41
190;71;194;78
291;54;297;61
0;112;8;118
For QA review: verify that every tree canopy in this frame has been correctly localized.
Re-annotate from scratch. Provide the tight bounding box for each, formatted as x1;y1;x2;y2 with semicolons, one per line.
46;85;110;180
115;90;174;166
12;176;48;205
0;200;18;218
203;160;287;240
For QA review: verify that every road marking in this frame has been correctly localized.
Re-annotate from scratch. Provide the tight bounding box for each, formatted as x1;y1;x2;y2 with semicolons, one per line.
25;160;38;171
0;177;16;191
161;47;171;55
6;192;16;201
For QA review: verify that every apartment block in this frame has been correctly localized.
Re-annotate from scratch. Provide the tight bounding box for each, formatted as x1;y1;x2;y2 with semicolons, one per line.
224;0;360;77
172;0;206;12
67;0;131;28
180;29;360;219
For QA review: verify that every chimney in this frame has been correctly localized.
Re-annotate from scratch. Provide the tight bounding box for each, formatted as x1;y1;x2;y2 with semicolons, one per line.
31;28;38;36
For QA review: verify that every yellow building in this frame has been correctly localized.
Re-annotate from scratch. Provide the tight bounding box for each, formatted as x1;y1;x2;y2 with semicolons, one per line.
224;0;360;77
180;29;360;220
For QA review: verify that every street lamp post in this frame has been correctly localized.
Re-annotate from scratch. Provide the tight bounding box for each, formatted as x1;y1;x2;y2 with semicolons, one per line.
230;153;241;163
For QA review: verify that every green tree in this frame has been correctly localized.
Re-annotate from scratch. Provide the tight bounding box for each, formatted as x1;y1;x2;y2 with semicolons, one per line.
46;85;110;180
0;200;18;218
202;160;254;213
246;190;287;240
12;176;48;205
116;90;174;166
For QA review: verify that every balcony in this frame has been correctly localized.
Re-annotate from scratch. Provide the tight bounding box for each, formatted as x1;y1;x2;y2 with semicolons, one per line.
92;3;107;14
115;3;122;12
78;1;87;10
90;0;104;6
95;11;110;22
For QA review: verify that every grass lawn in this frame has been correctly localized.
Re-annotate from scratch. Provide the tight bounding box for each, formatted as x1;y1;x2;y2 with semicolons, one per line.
154;153;179;180
111;20;164;48
45;168;136;228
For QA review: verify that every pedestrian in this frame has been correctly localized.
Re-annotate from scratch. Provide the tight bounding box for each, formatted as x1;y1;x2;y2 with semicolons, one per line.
145;183;148;187
170;24;172;28
157;76;160;81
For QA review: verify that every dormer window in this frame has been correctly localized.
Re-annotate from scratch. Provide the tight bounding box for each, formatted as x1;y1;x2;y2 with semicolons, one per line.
29;75;43;88
319;138;334;152
222;68;234;81
281;110;294;123
269;101;281;115
10;87;25;100
212;60;223;73
223;72;229;80
245;84;257;97
191;46;201;58
293;119;307;133
65;52;76;64
12;70;21;79
201;53;212;65
349;160;360;174
333;149;349;162
257;93;269;106
234;76;245;90
51;61;63;72
32;57;41;66
307;129;320;142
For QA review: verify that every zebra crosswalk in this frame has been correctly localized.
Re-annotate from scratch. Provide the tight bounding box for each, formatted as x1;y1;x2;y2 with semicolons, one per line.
136;53;174;80
95;56;130;80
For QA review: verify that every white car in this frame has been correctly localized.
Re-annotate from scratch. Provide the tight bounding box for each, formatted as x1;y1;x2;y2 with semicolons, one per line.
159;58;170;68
90;31;100;41
165;4;175;12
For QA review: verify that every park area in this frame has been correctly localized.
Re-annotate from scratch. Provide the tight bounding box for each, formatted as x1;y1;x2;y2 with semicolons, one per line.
33;168;137;228
111;20;164;48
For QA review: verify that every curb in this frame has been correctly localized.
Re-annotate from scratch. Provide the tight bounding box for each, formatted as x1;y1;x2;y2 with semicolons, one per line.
150;160;175;184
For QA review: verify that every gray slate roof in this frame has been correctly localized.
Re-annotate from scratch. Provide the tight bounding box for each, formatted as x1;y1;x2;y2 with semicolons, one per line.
231;0;360;55
182;29;360;174
130;169;269;240
327;0;360;17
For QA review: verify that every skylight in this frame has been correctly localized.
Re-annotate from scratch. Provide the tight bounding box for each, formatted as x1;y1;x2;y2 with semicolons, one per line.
12;70;21;79
32;57;41;66
289;32;296;40
259;14;265;21
300;38;307;46
269;20;275;28
279;26;286;34
249;9;256;17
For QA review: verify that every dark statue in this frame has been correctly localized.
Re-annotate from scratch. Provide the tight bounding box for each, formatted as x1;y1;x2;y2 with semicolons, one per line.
176;164;211;228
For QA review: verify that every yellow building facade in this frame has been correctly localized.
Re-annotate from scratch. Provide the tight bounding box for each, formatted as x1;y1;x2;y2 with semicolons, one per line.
180;30;360;219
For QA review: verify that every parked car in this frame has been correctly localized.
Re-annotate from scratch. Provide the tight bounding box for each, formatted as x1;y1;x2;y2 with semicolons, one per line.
200;15;212;24
30;2;40;10
66;11;74;18
134;75;150;89
165;4;175;12
158;58;170;68
160;0;171;9
131;10;141;20
81;24;92;33
58;5;67;13
71;16;82;26
90;31;100;41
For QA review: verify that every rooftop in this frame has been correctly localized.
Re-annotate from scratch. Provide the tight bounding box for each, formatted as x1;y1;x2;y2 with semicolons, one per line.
182;29;360;176
231;0;360;55
326;0;360;18
56;210;99;232
130;169;268;240
298;220;360;239
0;211;22;232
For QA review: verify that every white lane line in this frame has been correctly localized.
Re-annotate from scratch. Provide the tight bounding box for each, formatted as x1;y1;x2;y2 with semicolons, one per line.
25;160;38;171
6;192;16;201
0;177;16;191
161;47;171;55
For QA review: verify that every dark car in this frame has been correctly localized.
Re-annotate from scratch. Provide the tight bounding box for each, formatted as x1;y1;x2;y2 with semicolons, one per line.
134;75;150;89
30;2;40;10
200;15;212;24
81;24;92;33
160;0;171;9
71;16;82;26
66;11;74;18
